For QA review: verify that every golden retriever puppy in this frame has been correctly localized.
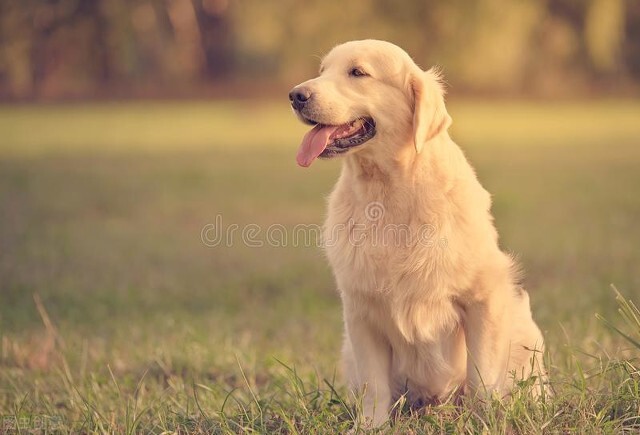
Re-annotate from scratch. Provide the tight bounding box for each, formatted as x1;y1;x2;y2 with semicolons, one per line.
289;40;546;426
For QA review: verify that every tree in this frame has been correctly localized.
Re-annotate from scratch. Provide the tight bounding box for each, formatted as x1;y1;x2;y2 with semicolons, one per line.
190;0;234;80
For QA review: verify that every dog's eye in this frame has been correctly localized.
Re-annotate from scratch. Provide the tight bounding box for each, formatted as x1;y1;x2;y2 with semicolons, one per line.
349;67;368;78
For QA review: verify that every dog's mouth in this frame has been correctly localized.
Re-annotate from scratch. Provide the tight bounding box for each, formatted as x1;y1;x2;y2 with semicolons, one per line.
296;116;376;167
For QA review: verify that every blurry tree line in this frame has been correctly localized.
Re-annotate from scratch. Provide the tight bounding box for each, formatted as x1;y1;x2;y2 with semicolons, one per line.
0;0;638;99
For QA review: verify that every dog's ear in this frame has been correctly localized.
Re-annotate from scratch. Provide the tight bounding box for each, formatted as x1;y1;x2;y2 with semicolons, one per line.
410;67;452;153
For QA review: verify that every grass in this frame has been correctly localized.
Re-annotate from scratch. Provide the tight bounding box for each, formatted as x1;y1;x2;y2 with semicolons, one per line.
0;99;639;433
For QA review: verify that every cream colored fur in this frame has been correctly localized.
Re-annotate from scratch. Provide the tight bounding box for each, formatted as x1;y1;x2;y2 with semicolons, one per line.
291;40;546;427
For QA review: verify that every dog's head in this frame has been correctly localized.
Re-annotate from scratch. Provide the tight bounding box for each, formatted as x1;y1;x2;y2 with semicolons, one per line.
290;40;451;167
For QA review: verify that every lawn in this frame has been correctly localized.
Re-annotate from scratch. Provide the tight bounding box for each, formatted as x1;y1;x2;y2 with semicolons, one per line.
0;99;639;433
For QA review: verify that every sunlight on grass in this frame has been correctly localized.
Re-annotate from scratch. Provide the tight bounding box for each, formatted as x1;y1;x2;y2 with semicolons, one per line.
1;100;639;432
1;99;639;156
0;101;307;155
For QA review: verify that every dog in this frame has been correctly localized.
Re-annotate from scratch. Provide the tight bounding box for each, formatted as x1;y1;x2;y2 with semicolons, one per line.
289;40;546;426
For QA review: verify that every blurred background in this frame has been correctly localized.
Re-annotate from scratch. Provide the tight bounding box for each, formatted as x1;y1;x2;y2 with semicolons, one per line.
0;0;639;100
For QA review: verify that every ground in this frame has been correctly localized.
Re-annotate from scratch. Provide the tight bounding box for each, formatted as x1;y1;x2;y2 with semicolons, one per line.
0;100;639;433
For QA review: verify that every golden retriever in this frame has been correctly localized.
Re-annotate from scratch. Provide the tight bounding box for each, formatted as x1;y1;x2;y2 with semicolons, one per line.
289;40;546;426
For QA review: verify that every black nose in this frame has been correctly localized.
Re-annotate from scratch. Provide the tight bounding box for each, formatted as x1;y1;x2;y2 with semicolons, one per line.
289;88;312;111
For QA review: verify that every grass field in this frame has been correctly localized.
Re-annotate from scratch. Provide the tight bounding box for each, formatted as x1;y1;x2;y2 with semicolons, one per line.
0;100;639;433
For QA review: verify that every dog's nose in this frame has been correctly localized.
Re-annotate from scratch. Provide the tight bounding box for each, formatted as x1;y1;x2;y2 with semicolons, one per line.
289;88;312;111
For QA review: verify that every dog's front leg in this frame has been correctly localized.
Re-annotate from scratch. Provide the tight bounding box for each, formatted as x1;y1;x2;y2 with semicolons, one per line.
344;312;392;427
463;291;512;396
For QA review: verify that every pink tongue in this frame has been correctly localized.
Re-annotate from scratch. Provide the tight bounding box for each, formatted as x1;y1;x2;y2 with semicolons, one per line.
296;124;340;167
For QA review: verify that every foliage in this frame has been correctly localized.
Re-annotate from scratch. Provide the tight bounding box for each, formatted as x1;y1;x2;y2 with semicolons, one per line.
0;0;639;98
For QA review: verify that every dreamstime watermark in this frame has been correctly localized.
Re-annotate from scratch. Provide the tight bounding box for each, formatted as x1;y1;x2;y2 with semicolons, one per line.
201;202;448;249
2;414;63;432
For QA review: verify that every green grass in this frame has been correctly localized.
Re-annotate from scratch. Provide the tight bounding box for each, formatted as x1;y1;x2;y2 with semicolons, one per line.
0;99;639;433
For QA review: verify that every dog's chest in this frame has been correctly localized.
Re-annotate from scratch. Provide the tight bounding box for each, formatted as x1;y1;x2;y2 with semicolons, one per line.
325;205;410;292
324;192;449;294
